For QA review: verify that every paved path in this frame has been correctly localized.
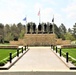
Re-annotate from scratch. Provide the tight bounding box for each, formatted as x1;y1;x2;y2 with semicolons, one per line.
7;47;69;71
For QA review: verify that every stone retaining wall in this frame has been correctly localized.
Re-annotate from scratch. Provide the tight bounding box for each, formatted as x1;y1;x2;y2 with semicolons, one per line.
10;39;26;46
10;34;71;46
24;34;56;46
61;45;76;48
56;39;71;45
0;45;18;49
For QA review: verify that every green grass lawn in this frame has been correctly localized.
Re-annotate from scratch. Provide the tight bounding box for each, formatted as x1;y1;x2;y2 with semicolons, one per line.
0;49;17;61
0;48;23;66
57;48;76;66
62;48;76;59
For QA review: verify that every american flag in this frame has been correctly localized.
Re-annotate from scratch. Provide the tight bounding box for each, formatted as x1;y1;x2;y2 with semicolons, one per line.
38;10;40;16
23;17;26;21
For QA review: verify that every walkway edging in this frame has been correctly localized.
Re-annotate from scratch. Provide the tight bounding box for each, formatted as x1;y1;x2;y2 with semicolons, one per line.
51;49;76;70
0;48;29;70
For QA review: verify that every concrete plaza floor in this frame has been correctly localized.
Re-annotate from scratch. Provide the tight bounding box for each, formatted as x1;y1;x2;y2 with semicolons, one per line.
0;47;71;72
8;47;69;71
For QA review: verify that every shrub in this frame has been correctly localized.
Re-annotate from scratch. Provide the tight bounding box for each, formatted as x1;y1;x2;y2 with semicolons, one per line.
72;62;76;66
0;61;5;66
0;48;24;66
0;57;9;66
4;40;9;43
71;60;76;63
68;57;72;61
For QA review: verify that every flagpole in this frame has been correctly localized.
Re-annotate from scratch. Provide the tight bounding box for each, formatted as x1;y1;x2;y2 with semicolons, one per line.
53;21;54;34
38;9;41;33
39;13;40;24
52;15;55;46
38;9;41;24
52;15;54;34
26;16;27;34
23;16;27;34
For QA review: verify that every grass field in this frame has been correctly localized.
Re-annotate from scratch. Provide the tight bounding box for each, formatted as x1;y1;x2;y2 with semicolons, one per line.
0;49;17;66
0;49;17;61
0;48;24;66
57;48;76;66
62;48;76;59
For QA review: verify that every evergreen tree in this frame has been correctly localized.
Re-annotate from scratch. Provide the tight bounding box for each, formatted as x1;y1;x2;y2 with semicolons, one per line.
54;24;61;38
72;23;76;39
68;28;72;34
59;23;67;40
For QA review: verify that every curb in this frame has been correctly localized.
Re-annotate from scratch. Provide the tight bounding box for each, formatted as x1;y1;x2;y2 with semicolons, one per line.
0;48;29;70
51;49;76;70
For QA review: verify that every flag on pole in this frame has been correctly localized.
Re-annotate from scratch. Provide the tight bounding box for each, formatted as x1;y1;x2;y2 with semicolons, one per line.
52;17;54;22
52;15;54;34
38;10;40;16
23;17;26;21
38;9;41;23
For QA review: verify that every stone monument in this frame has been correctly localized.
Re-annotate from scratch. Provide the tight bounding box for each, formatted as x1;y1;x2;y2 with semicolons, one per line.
24;23;56;46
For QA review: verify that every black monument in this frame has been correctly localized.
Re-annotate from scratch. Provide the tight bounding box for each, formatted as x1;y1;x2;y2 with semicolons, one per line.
26;22;53;34
32;23;36;34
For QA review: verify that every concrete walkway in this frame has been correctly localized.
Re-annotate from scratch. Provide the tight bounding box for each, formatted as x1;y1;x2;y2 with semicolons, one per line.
6;47;69;71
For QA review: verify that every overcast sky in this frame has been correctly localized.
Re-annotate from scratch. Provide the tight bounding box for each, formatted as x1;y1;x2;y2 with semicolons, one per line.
0;0;76;28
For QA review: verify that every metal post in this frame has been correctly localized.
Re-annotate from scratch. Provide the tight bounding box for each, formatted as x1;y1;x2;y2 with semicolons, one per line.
27;45;28;49
56;46;57;53
17;49;19;57
9;53;12;63
25;46;26;51
66;52;68;63
22;47;23;53
60;48;62;57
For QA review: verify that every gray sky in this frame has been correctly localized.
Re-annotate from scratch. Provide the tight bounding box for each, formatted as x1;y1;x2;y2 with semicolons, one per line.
0;0;76;28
